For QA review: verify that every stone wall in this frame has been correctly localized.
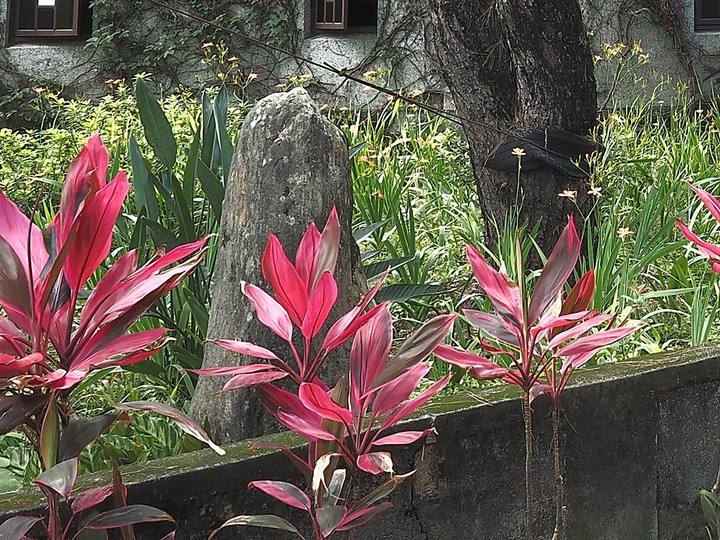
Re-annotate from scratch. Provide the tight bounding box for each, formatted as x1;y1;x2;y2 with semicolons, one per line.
2;346;720;539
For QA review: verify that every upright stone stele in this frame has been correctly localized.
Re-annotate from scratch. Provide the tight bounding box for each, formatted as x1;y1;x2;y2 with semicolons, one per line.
190;88;365;444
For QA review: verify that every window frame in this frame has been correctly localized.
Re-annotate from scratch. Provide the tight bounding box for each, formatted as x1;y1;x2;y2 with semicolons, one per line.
695;0;720;31
314;0;348;30
312;0;377;33
11;0;87;39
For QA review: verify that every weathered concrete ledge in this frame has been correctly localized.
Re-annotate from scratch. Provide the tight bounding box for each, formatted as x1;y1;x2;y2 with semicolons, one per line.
2;346;720;539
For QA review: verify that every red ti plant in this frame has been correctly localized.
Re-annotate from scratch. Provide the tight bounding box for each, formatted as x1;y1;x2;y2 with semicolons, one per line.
677;182;720;537
433;216;636;540
196;210;456;539
0;134;222;540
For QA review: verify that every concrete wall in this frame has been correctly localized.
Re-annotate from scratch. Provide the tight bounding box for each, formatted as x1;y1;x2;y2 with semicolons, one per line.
2;346;720;539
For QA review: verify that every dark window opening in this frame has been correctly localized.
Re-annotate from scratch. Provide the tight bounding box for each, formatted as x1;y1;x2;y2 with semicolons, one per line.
10;0;92;40
696;0;720;31
314;0;377;32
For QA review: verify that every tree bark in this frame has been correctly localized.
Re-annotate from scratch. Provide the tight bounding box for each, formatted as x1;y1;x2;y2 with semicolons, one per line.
427;0;597;260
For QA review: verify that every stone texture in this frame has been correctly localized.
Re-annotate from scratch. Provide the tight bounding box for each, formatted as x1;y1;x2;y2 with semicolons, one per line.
190;88;365;443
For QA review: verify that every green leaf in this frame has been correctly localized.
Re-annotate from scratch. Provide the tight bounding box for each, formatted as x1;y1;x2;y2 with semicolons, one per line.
40;394;59;469
142;217;179;250
184;288;210;335
135;78;177;170
349;142;366;160
129;135;159;222
363;256;415;281
58;413;125;462
209;515;303;539
353;220;388;243
375;284;447;303
196;158;225;219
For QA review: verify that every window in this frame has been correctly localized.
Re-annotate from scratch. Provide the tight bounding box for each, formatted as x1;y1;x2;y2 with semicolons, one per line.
314;0;378;32
10;0;92;39
696;0;720;31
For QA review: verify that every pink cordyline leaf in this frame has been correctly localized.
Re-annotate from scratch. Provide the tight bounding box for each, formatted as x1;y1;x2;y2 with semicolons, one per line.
0;353;43;378
532;310;597;339
373;362;430;415
462;309;520;347
250;441;313;485
350;306;392;412
34;458;78;501
677;220;720;272
687;182;720;223
0;516;44;540
299;382;353;426
257;384;337;442
224;371;289;391
466;243;523;325
527;215;581;324
277;410;337;442
300;271;338;339
242;282;293;342
0;191;48;283
357;452;394;475
379;374;451;431
70;327;168;373
296;222;321;289
369;314;456;392
555;325;638;358
207;339;282;361
372;429;436;447
71;485;115;513
262;234;308;327
561;269;596;315
337;502;392;532
0;235;34;325
191;363;284;377
432;344;508;380
309;207;341;292
248;480;311;512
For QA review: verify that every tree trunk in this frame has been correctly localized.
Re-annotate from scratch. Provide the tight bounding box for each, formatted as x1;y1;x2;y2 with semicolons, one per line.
427;0;597;260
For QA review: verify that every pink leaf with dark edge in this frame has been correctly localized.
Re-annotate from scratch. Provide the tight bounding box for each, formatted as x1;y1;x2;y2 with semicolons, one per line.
34;458;78;501
0;352;43;378
257;385;337;442
337;502;392;532
249;480;312;511
380;375;451;431
296;222;321;289
465;243;523;325
357;452;394;475
0;191;48;282
116;401;225;455
299;382;353;425
84;504;174;529
528;216;581;324
69;327;168;372
561;350;596;373
0;393;50;436
369;314;456;392
530;383;553;403
262;234;308;327
372;429;435;447
463;309;521;346
433;344;508;379
71;485;115;513
242;282;294;342
0;235;33;319
301;271;338;339
63;173;130;295
207;340;282;361
310;207;341;292
350;306;392;414
317;505;347;537
190;363;284;376
373;362;429;415
688;182;720;223
209;515;303;540
677;220;720;271
532;310;597;338
250;442;313;485
58;412;128;461
555;325;638;358
0;515;43;540
561;269;596;314
547;314;614;350
224;370;289;391
277;410;338;442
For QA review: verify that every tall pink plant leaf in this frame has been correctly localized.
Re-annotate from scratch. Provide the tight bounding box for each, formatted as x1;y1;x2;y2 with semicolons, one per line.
299;382;353;425
372;429;435;447
208;339;282;361
63;173;130;294
466;243;524;325
379;374;451;431
432;344;508;379
248;480;312;511
463;309;521;346
337;502;392;532
547;313;613;350
350;306;392;413
310;207;341;292
34;458;78;501
224;371;289;391
262;234;308;327
257;384;337;442
356;452;394;475
300;271;338;339
528;216;581;324
71;485;115;513
242;282;294;342
296;222;321;289
677;220;720;271
373;362;430;415
369;314;456;392
688;182;720;223
0;191;48;282
0;352;43;378
0;236;33;320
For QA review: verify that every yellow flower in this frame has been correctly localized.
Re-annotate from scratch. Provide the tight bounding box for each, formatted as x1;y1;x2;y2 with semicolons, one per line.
617;227;634;239
511;147;526;157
